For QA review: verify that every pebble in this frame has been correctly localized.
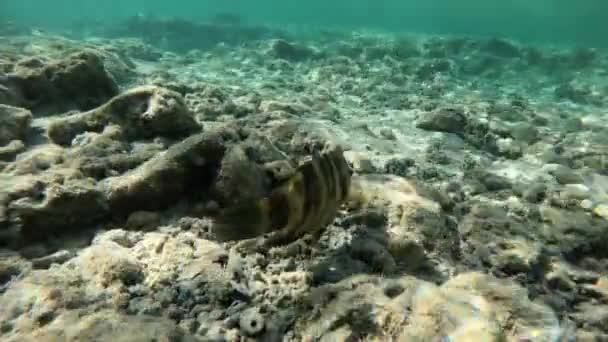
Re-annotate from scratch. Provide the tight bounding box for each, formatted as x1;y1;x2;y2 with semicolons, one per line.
549;165;584;185
562;184;590;200
379;128;397;140
580;199;594;210
592;204;608;219
384;157;414;177
522;183;547;203
348;153;377;173
510;122;539;144
0;140;25;161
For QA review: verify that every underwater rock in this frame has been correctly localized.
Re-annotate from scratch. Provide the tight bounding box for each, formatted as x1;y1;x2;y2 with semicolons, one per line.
0;105;32;147
47;85;200;145
242;112;343;157
567;47;598;69
4;51;118;112
554;81;602;105
460;54;506;76
347;174;457;269
422;36;473;58
31;250;74;270
300;272;558;341
473;169;512;192
3;308;195;342
348;153;377;174
270;39;315;62
43;310;196;342
458;201;550;277
0;264;108;338
539;205;608;260
0;253;30;292
521;183;548;203
100;127;239;216
78;240;144;287
481;38;521;58
66;127;164;180
0;81;21;107
494;137;523;159
1;232;208;339
415;58;451;79
2;144;66;176
546;164;584;185
384;156;415;177
124;211;162;231
0;140;25;162
259;100;311;115
391;37;421;59
209;144;269;208
6;178;109;244
508;122;539;144
186;84;259;120
415;106;467;135
94;47;138;85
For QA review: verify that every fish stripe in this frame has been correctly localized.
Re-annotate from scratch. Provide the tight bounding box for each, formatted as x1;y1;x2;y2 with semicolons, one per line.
318;152;339;227
335;149;351;201
296;157;323;237
310;151;330;233
321;152;337;202
284;172;306;234
285;162;314;232
267;191;289;231
316;152;332;230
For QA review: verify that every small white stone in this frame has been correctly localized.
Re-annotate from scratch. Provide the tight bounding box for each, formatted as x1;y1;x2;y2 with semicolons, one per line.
593;204;608;219
580;199;594;210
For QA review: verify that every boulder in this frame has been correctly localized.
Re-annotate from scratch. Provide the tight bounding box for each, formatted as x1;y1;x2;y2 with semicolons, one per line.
47;85;201;145
0;104;32;146
4;51;118;111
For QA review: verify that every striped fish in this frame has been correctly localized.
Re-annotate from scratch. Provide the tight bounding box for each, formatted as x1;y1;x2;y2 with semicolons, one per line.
212;143;352;248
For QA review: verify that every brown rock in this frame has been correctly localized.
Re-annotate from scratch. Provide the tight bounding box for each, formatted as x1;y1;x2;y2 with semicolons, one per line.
100;127;238;215
0;105;32;146
47;85;200;145
6;51;118;111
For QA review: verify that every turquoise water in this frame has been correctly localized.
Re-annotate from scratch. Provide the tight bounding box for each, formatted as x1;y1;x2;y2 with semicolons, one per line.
2;0;608;46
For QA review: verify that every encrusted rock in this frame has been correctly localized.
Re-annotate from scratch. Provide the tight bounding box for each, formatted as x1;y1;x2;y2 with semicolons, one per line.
47;85;200;145
416;107;467;135
0;105;32;146
5;51;118;111
6;178;109;244
100;127;238;215
78;240;144;287
300;272;558;340
210;144;269;208
0;140;25;162
31;250;74;269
